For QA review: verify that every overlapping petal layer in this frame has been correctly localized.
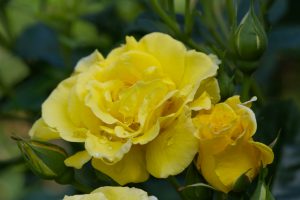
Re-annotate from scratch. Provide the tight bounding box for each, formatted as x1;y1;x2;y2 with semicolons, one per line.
30;32;220;185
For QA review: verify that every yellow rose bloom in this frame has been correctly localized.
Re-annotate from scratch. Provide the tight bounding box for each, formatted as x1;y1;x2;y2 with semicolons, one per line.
193;96;274;193
30;32;220;185
63;186;157;200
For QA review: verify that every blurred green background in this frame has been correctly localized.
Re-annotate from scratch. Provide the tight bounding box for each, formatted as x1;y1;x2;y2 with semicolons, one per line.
0;0;299;200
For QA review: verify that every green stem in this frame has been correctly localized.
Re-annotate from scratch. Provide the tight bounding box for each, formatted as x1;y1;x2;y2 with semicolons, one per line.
71;179;93;194
226;0;237;29
251;78;266;105
150;0;180;35
167;0;175;19
184;0;193;36
185;38;210;53
241;75;252;101
167;176;187;200
208;27;227;48
213;0;230;39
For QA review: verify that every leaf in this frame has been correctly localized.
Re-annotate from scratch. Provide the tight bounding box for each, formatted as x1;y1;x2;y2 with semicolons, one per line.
179;163;213;200
0;46;29;97
70;20;106;48
232;172;251;193
180;182;215;191
15;23;63;67
94;169;119;186
5;0;40;37
250;168;274;200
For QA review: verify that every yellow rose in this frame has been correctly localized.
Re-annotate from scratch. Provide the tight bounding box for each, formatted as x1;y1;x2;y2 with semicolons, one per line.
63;186;157;200
30;32;220;185
193;96;274;193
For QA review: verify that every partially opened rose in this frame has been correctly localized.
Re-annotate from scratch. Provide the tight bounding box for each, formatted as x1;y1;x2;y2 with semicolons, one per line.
63;186;157;200
193;96;274;193
30;32;220;185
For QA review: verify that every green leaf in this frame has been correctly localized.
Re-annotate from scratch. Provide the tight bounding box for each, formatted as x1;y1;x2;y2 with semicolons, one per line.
4;0;40;39
180;164;214;200
182;164;214;199
94;169;119;186
70;20;108;48
250;168;274;200
0;47;29;97
232;172;251;193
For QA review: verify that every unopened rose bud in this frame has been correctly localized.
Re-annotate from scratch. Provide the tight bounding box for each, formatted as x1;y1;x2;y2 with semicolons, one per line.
15;138;74;184
234;0;267;61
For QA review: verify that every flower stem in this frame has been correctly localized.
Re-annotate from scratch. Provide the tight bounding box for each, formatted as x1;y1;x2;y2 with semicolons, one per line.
241;75;252;101
150;0;180;35
71;179;93;194
167;176;187;200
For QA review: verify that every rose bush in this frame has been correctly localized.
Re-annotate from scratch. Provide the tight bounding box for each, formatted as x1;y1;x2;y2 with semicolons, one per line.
63;186;157;200
193;96;274;193
30;32;220;185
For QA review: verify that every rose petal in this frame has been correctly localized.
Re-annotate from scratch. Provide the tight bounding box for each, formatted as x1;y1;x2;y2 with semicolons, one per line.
42;77;87;142
140;33;186;86
85;132;132;164
29;118;60;141
146;108;199;178
64;150;91;169
92;146;149;185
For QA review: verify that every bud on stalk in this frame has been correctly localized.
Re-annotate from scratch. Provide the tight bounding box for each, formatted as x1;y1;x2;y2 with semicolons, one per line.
234;0;267;61
15;138;74;184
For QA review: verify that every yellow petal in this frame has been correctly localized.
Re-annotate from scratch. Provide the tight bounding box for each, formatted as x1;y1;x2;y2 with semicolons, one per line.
209;103;238;135
198;135;232;155
238;104;257;138
180;50;218;101
132;121;160;145
214;141;259;192
42;77;87;142
85;132;132;164
74;50;104;74
104;51;163;84
224;96;257;139
225;95;241;107
63;193;107;200
93;186;151;200
197;152;228;193
92;146;149;185
64;150;91;169
85;80;119;124
251;141;274;166
190;91;212;111
67;87;100;134
146;108;199;178
140;33;186;86
29;118;60;141
195;78;220;104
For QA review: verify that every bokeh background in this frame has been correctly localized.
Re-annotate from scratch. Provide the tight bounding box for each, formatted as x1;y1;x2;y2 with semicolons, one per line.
0;0;299;199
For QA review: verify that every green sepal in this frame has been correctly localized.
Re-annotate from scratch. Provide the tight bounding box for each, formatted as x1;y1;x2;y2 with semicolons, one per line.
14;137;74;184
250;168;275;200
232;172;251;193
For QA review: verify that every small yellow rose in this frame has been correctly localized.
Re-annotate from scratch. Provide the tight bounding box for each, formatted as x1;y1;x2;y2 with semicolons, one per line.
193;96;274;193
30;32;220;185
63;186;157;200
